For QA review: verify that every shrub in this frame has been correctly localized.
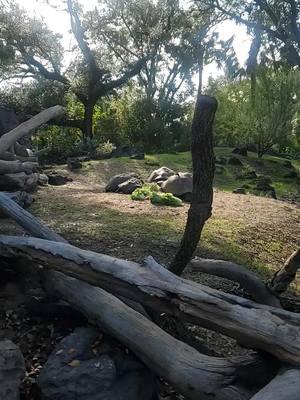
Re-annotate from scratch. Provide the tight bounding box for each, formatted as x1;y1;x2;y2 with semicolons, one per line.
150;192;183;207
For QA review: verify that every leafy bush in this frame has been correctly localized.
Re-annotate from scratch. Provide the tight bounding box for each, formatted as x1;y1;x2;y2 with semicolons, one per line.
150;192;183;207
131;183;160;201
96;140;116;156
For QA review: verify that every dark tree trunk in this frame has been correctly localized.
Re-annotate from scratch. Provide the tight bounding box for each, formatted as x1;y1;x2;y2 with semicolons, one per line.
169;95;217;276
83;101;95;140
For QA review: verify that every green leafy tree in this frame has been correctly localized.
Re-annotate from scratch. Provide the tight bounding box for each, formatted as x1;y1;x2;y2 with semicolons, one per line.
0;0;149;139
250;67;300;157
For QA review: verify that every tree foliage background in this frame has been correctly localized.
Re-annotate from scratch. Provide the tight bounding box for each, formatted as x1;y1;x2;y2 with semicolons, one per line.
0;0;299;159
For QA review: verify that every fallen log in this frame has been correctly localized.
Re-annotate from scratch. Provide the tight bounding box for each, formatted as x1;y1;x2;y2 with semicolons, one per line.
249;368;300;400
0;172;39;192
0;106;65;155
43;271;277;400
1;235;300;366
0;160;37;175
0;192;33;217
190;258;281;307
0;194;275;400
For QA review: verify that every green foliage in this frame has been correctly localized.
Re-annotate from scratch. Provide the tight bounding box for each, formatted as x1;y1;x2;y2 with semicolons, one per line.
249;68;300;156
131;183;160;201
206;77;251;146
33;126;81;163
207;68;300;156
150;191;183;207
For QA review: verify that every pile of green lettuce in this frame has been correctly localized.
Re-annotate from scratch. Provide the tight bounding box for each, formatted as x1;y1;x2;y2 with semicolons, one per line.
131;184;182;207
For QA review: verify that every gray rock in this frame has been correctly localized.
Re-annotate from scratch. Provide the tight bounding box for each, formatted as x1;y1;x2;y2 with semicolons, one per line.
130;153;145;160
38;174;49;186
0;340;25;400
105;173;140;193
161;172;192;197
117;177;142;194
228;157;243;166
47;172;73;186
232;188;246;194
67;158;82;170
148;167;176;184
37;326;156;400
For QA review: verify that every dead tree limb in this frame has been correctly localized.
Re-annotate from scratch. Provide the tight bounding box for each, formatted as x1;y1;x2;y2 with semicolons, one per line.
0;106;65;155
170;95;217;275
190;258;281;307
269;249;300;295
1;235;300;365
0;160;38;175
0;194;276;400
249;368;300;400
45;272;275;400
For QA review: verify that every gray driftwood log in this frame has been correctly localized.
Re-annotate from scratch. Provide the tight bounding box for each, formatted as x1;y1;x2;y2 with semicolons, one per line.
190;258;281;307
0;193;276;400
0;106;65;155
1;235;300;366
0;105;65;192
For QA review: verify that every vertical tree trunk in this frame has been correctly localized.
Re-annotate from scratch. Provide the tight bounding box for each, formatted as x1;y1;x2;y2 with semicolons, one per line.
83;101;95;140
169;95;217;276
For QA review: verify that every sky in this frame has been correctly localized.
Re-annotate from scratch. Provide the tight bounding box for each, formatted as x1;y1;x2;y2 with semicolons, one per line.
16;0;251;86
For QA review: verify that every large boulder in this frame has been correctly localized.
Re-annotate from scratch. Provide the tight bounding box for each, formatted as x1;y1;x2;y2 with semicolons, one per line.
117;177;142;194
148;167;176;185
105;173;142;194
161;172;193;200
37;326;156;400
0;340;25;400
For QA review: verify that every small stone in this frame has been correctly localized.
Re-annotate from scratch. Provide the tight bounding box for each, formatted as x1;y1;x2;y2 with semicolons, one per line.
232;188;246;194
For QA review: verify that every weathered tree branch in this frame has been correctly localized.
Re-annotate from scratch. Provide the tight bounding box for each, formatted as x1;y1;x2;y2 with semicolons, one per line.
268;249;300;295
1;234;300;365
0;160;38;175
0;194;279;400
0;106;65;154
190;258;281;307
249;368;300;400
